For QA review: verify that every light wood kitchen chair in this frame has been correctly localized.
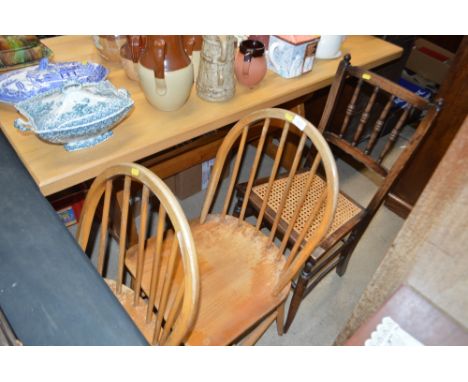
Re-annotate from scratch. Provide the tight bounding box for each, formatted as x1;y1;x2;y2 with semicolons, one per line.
76;109;337;345
182;108;338;345
76;163;199;345
235;55;443;332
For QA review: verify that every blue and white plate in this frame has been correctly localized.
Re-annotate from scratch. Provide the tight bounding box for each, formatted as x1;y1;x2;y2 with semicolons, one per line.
0;59;108;104
14;80;133;151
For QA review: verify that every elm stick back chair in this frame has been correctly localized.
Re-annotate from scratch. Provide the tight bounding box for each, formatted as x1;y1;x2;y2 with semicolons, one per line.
76;163;199;345
235;55;443;332
179;108;338;345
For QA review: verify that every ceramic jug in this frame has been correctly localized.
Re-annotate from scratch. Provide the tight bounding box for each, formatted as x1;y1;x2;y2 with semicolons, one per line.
267;35;320;78
316;35;345;59
234;39;267;88
138;35;194;111
120;35;146;81
196;35;236;102
93;35;126;62
183;35;203;81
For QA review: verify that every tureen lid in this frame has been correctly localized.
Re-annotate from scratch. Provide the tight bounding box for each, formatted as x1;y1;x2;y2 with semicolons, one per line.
14;80;133;133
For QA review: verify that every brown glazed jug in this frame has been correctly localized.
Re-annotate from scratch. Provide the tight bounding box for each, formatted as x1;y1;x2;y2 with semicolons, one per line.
137;35;194;111
120;35;146;81
183;35;203;81
196;35;236;102
234;39;267;88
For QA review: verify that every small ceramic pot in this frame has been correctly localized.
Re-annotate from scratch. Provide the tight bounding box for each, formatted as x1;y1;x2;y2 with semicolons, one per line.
235;40;267;88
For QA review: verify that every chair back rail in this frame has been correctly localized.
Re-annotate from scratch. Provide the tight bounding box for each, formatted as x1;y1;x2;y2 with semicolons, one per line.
76;163;199;345
318;54;442;182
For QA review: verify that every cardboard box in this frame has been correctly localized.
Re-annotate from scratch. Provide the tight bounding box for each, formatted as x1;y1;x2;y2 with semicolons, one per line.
175;163;202;200
166;159;216;200
405;38;455;85
163;174;177;195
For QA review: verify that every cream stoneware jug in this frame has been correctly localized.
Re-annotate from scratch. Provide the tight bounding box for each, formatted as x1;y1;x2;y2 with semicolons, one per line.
138;35;193;112
196;35;236;102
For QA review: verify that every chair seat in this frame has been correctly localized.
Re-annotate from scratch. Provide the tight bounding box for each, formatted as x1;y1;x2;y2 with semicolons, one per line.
124;214;290;345
250;171;364;252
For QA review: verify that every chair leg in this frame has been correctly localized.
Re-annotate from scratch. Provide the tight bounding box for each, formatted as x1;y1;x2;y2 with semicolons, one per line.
284;259;314;333
232;194;244;218
336;231;359;277
239;310;278;346
276;301;285;336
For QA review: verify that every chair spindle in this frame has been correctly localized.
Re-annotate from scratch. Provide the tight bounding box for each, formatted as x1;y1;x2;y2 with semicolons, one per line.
365;94;395;155
339;78;363;137
378;105;411;163
277;154;322;258
152;237;179;345
146;204;167;322
268;132;307;242
117;176;131;293
352;86;379;145
284;187;328;270
222;126;249;217
256;121;290;229
239;118;270;221
159;283;184;344
134;184;149;305
97;179;113;276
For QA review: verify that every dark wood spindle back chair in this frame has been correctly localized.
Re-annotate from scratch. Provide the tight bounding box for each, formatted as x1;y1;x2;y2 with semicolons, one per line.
76;163;199;345
235;55;443;332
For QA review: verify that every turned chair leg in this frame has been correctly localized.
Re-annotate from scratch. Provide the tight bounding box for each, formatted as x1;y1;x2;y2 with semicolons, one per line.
336;232;359;277
284;259;314;332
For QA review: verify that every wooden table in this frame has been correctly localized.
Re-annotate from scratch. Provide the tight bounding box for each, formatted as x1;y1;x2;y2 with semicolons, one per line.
0;36;402;196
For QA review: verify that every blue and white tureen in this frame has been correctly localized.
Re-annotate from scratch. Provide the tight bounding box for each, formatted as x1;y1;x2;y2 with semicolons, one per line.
14;80;134;151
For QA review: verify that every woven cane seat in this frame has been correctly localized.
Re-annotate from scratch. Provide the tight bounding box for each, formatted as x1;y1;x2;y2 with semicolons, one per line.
251;171;362;244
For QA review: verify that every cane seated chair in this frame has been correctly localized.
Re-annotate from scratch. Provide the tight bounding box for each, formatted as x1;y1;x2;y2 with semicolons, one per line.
235;55;442;332
76;163;199;345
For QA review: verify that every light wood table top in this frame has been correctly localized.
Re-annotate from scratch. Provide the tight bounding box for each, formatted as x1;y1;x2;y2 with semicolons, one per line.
0;35;402;196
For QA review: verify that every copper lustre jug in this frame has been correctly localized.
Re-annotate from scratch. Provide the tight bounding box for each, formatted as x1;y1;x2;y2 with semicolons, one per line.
137;35;194;111
196;35;236;102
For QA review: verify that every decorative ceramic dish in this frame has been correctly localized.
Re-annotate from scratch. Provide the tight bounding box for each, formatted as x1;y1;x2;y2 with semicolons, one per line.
14;81;133;151
0;35;53;72
0;59;108;104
